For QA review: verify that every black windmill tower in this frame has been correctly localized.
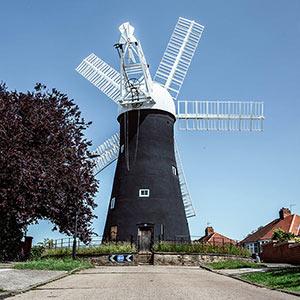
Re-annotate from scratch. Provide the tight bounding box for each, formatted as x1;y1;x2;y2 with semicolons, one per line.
76;18;264;249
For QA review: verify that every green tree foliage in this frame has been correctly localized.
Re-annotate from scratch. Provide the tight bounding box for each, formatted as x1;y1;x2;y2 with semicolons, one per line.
272;228;295;242
0;83;98;260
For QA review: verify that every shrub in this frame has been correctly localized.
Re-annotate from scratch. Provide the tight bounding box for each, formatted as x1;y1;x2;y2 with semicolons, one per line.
43;242;136;257
272;228;295;242
153;242;251;257
30;245;46;260
30;239;54;260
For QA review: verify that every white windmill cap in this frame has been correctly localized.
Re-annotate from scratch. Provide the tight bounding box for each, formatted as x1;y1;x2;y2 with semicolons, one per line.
118;82;176;117
119;22;137;44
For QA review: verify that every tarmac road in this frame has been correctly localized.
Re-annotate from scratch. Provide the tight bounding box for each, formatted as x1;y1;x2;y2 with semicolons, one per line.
11;266;298;300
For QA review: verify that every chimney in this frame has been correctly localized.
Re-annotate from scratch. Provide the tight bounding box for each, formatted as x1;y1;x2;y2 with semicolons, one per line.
205;226;214;236
279;207;291;220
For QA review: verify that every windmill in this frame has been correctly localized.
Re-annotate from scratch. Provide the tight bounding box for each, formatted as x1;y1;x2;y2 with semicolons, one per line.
76;17;264;247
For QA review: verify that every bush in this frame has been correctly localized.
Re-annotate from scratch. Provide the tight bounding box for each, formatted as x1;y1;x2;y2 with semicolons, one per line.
30;239;54;260
30;245;45;260
153;242;251;257
43;242;136;257
272;228;295;242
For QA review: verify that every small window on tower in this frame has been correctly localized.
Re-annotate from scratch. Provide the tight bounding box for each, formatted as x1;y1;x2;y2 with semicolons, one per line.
172;165;177;176
139;189;150;197
120;144;124;153
110;197;116;209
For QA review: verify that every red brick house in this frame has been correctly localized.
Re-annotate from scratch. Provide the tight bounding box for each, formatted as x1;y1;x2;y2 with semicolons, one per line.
198;226;236;246
240;208;300;254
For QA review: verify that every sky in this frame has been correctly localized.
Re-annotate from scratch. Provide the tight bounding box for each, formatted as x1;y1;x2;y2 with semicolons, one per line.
1;0;299;243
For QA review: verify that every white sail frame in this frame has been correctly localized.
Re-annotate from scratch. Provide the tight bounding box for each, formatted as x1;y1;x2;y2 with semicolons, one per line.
177;100;264;131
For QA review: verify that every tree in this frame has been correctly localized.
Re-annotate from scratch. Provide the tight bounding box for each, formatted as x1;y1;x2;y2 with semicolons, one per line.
0;83;98;260
272;228;295;242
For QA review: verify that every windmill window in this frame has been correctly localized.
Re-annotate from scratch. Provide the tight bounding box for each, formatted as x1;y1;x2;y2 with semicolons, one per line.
120;144;124;153
110;226;118;241
139;189;150;197
172;165;177;176
110;197;116;209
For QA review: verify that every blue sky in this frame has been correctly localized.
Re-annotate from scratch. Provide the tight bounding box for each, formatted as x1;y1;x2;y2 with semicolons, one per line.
1;0;299;243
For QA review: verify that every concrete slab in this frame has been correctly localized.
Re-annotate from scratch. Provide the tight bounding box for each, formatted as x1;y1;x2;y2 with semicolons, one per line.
9;266;298;300
0;269;65;292
216;268;267;276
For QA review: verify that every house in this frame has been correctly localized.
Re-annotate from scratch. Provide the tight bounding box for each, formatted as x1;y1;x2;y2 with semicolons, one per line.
240;208;300;254
198;226;236;246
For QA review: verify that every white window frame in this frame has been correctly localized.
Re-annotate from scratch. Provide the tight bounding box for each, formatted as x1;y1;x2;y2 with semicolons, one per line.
139;189;150;197
110;197;116;209
172;165;177;176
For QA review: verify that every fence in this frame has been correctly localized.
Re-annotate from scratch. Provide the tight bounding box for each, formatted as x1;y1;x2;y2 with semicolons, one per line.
46;235;237;250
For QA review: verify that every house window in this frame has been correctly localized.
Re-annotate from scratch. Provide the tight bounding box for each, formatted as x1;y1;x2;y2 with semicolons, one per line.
110;226;118;241
139;189;150;197
172;165;177;176
120;144;124;153
110;197;116;209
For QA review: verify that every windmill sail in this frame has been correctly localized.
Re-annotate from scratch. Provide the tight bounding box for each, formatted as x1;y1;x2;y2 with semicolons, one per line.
176;100;264;131
92;133;120;174
154;17;204;100
76;53;121;104
175;143;196;218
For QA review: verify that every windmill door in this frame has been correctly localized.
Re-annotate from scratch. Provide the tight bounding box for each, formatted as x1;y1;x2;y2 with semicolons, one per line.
137;226;153;252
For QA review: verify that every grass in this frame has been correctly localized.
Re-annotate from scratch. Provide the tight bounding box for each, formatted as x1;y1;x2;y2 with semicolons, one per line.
241;268;300;292
43;242;136;258
207;259;264;270
153;242;251;257
14;258;93;271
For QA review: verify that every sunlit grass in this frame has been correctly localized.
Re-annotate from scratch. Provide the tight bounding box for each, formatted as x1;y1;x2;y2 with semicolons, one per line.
207;259;264;270
14;258;93;271
241;268;300;292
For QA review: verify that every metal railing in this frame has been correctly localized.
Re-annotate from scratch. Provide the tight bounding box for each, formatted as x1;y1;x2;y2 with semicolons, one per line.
46;235;238;250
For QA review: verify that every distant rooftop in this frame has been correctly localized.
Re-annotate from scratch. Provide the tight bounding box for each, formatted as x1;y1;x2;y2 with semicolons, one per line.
240;207;300;244
198;226;236;245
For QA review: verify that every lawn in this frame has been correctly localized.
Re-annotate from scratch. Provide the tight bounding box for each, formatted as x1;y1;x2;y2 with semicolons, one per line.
207;259;264;270
241;268;300;292
14;258;93;272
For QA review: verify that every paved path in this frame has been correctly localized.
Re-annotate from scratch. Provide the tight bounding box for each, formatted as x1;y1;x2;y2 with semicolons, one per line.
0;269;65;292
11;266;297;300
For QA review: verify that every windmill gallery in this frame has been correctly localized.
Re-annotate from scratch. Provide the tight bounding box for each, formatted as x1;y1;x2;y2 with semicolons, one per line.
76;17;264;251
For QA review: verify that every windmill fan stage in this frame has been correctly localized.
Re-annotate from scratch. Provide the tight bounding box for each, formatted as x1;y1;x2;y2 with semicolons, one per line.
76;17;264;249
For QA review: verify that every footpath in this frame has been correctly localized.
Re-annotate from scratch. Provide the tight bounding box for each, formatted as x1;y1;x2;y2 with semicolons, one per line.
0;264;66;299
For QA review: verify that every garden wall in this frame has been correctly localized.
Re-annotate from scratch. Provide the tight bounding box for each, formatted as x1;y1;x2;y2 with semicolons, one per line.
81;254;138;266
261;241;300;264
44;252;251;266
153;253;251;266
